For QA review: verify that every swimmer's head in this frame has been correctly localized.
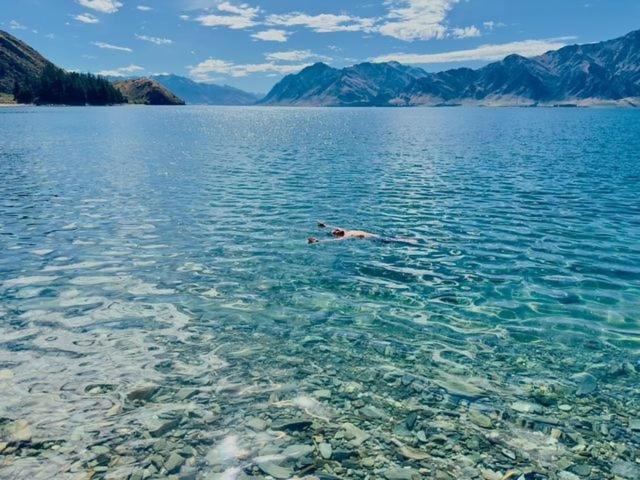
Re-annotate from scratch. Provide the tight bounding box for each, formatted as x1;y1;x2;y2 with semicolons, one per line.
308;237;320;244
331;229;346;237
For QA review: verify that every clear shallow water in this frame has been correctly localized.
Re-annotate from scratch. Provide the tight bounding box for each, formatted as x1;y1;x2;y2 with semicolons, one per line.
0;106;639;480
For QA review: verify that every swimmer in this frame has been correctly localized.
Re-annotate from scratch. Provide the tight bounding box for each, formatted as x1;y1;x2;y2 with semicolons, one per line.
309;222;418;245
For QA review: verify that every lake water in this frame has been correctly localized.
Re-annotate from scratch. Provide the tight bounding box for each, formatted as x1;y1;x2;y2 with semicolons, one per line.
1;106;639;480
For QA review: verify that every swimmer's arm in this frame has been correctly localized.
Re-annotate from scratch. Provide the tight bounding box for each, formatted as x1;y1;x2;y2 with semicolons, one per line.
316;221;343;230
308;236;352;245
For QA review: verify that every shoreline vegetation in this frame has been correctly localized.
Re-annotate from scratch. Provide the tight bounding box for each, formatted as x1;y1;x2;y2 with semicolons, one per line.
12;64;125;106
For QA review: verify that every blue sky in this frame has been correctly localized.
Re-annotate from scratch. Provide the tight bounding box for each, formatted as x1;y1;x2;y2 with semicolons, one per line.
2;0;639;93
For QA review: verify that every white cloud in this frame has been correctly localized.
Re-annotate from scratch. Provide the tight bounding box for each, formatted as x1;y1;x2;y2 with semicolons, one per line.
196;2;260;29
97;64;144;76
77;0;123;14
483;21;506;31
92;41;133;52
378;0;458;41
180;15;190;21
137;5;152;11
74;13;100;24
267;13;375;33
265;50;331;63
251;29;289;42
135;34;173;45
9;20;27;30
451;26;481;39
189;57;309;80
372;38;575;64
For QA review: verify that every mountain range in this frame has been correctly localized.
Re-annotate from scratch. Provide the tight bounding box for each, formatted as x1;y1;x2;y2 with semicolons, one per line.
2;28;640;107
260;29;640;107
151;75;259;105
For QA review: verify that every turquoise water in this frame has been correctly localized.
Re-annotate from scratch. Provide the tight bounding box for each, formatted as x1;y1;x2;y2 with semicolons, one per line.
1;106;639;480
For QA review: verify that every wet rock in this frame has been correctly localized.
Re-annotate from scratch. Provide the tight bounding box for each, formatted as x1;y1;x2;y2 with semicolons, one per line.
480;469;502;480
246;417;267;431
511;401;542;414
148;454;164;469
611;460;640;479
628;419;640;431
405;412;418;431
313;389;332;400
469;411;493;429
147;417;180;438
361;405;387;420
129;470;144;480
398;444;429;460
271;417;313;432
572;373;597;396
342;423;370;447
175;388;199;401
257;461;293;479
163;452;185;474
332;448;356;461
127;384;159;402
319;442;332;459
569;464;591;477
282;444;314;460
3;420;32;442
435;374;485;399
558;404;573;412
558;472;580;480
384;467;420;480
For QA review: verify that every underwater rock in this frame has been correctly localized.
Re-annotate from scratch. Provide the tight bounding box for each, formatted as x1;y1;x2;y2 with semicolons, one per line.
319;442;332;459
271;417;313;432
127;384;159;402
257;460;293;479
384;467;421;480
572;373;597;396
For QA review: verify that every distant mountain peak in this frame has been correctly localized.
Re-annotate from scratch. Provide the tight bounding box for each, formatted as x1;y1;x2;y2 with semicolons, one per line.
150;74;259;105
260;28;640;107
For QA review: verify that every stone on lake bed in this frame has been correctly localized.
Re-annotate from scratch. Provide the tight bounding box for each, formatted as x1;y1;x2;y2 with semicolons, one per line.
257;461;293;479
127;384;159;402
147;417;180;437
319;442;332;459
558;471;581;480
163;452;185;474
469;411;493;429
628;419;640;431
246;417;267;431
342;422;370;446
3;419;32;442
435;373;486;399
511;401;542;414
384;467;421;480
572;373;597;396
175;388;199;401
313;389;332;399
480;469;502;480
271;417;312;432
611;460;640;479
360;405;388;420
398;444;429;460
282;444;314;459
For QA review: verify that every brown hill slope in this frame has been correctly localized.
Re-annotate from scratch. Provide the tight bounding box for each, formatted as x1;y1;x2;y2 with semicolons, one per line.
0;30;51;93
114;78;185;105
